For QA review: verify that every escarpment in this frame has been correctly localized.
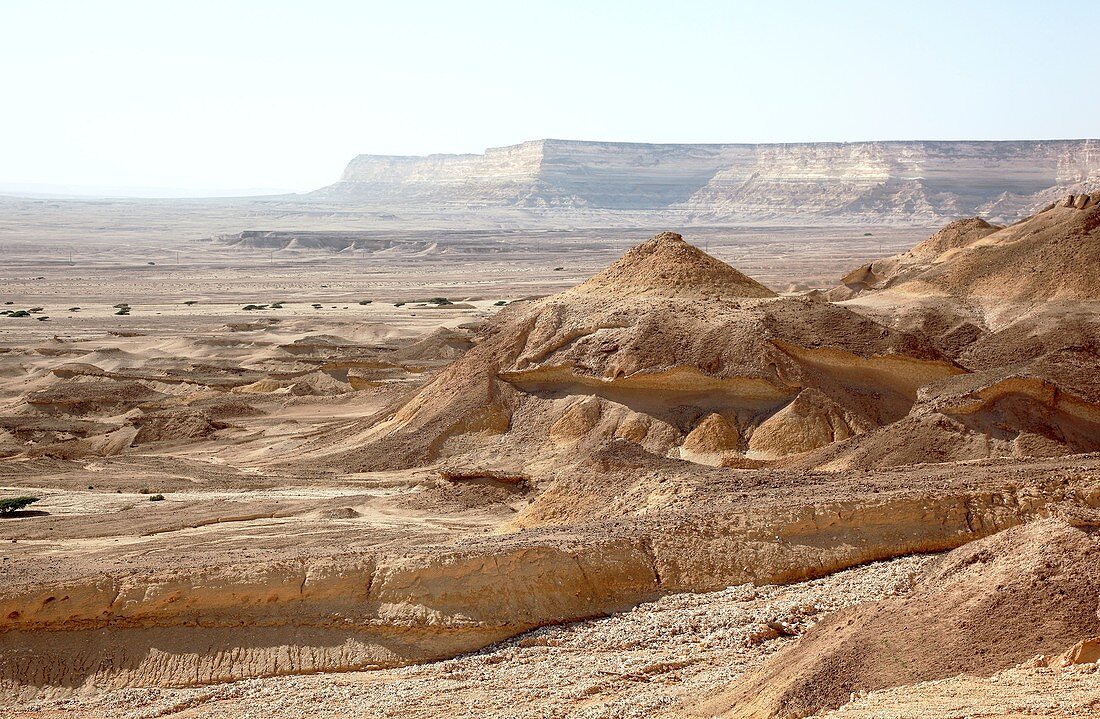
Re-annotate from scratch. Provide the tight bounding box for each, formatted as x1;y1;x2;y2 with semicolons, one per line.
316;139;1100;224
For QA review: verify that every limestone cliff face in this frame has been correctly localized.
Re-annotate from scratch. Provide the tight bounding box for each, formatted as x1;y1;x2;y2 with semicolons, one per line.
317;139;1100;223
329;140;548;206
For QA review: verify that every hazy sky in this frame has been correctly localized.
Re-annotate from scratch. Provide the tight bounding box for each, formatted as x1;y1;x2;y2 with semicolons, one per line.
3;0;1097;195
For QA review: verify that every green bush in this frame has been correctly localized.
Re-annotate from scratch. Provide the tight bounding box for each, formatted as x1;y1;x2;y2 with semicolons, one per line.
8;310;30;318
426;297;452;305
494;300;508;306
0;496;39;515
149;494;165;502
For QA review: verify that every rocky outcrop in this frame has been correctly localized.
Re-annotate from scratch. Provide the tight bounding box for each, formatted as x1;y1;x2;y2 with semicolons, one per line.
315;139;1100;224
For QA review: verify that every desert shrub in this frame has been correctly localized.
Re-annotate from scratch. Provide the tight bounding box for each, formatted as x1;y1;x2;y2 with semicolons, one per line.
553;266;565;271
28;307;43;313
35;316;49;321
9;310;30;318
115;308;130;316
242;304;267;311
183;300;199;306
0;496;39;515
494;300;508;306
394;302;406;307
358;300;372;305
68;307;80;312
426;297;452;305
3;301;12;305
311;303;322;309
148;494;165;502
113;303;129;309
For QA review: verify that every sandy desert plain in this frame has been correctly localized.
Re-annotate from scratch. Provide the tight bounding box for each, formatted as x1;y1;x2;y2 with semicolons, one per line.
2;191;1100;719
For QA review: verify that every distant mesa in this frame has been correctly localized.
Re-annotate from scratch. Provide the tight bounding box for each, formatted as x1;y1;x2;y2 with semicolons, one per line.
311;138;1100;224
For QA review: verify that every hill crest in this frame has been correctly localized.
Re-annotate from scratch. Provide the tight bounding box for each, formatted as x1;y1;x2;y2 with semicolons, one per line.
568;232;777;299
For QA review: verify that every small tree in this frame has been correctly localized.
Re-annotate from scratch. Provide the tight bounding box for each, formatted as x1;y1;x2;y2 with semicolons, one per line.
0;497;39;515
